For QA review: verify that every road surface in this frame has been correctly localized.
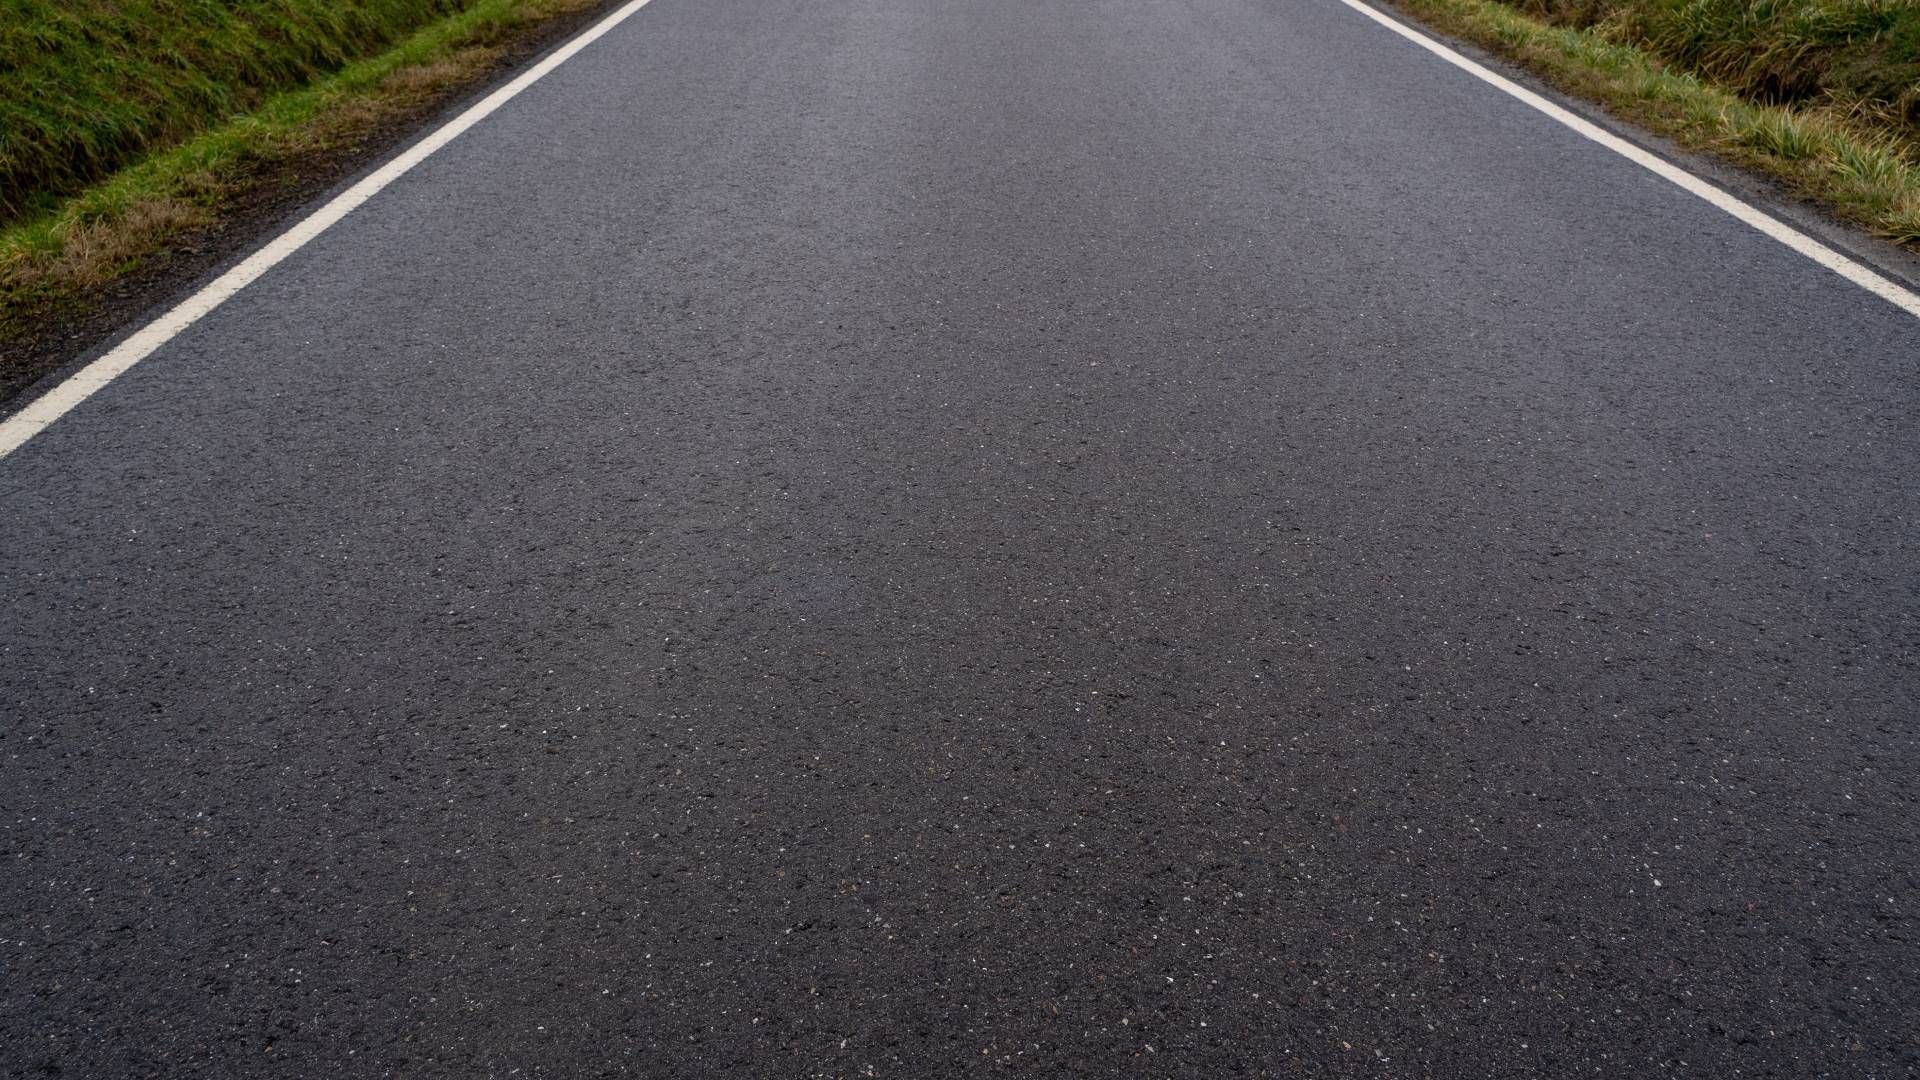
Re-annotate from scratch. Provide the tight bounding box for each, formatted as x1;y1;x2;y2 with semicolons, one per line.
3;0;1917;1075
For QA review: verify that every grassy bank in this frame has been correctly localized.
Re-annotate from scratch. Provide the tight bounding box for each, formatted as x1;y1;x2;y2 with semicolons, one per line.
1513;0;1919;129
0;0;602;355
1;0;473;224
1390;0;1920;245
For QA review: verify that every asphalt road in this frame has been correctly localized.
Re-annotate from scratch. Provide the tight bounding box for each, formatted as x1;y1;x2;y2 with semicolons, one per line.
4;0;1918;1075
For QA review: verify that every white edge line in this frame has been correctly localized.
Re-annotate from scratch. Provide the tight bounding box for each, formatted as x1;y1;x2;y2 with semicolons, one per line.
0;0;656;461
1332;0;1920;322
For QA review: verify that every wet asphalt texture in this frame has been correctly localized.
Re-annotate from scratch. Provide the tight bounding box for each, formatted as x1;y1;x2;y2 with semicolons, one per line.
3;0;1918;1076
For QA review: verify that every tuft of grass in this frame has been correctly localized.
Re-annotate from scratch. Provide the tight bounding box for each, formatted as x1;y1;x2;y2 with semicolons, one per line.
0;0;600;346
1739;108;1825;160
51;199;215;286
1390;0;1920;247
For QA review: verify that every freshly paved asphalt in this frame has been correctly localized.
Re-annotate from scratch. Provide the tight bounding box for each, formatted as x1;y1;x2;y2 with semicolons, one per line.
4;0;1918;1075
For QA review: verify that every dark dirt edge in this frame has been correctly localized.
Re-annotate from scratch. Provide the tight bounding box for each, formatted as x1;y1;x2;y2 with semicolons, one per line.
0;0;627;413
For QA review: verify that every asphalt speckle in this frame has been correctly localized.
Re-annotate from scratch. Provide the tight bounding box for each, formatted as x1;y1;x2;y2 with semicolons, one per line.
2;0;1917;1076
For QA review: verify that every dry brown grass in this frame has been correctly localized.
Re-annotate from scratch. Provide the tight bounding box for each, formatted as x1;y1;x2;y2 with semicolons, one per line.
318;46;503;135
382;46;503;97
6;197;213;293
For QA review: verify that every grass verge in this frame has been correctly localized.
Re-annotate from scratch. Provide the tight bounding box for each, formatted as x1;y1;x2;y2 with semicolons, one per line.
1385;0;1920;247
2;0;477;223
0;0;605;373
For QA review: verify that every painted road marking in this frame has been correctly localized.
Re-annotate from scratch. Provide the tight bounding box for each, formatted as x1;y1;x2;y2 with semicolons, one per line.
0;0;657;461
1335;0;1920;320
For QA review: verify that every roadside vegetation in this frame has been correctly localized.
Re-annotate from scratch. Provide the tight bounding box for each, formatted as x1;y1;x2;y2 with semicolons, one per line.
1389;0;1920;245
0;0;604;354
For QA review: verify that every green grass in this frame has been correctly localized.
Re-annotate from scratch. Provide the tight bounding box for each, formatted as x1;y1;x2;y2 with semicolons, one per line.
0;0;477;225
0;0;600;344
1391;0;1920;245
